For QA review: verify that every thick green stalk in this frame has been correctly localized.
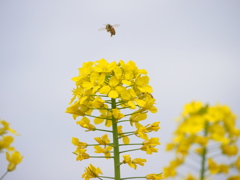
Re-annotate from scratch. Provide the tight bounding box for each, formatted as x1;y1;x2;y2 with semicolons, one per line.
200;121;209;180
111;98;121;180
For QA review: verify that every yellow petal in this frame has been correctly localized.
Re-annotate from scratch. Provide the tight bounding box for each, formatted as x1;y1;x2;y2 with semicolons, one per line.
108;90;118;98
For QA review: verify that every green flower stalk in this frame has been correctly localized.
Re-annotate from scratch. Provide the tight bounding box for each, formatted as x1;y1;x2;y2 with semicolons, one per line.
66;59;164;180
0;120;23;180
163;101;240;180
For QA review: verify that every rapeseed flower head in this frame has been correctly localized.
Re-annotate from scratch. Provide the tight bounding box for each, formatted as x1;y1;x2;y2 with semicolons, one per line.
66;59;161;180
163;101;240;180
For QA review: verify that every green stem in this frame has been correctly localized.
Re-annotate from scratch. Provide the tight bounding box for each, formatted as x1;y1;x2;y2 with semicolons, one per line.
0;171;8;180
120;148;141;154
200;121;209;180
94;128;113;133
99;176;115;179
111;98;121;180
119;143;142;146
121;177;146;179
118;131;135;135
89;156;114;158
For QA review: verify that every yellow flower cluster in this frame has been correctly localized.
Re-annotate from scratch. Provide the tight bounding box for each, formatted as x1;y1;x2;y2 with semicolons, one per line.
66;59;162;180
0;120;23;172
164;101;240;180
66;59;157;124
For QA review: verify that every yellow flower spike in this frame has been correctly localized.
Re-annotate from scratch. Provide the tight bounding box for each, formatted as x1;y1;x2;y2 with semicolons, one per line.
6;151;23;171
94;134;110;146
67;60;161;180
94;145;112;159
165;102;240;180
146;173;164;180
82;164;103;180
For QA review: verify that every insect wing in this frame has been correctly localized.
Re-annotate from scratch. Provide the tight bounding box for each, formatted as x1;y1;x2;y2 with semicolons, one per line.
98;27;106;31
111;24;120;28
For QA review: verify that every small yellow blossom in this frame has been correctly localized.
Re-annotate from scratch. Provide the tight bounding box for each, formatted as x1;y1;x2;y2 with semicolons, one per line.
122;154;146;169
208;158;219;174
94;108;112;127
146;173;164;180
182;101;203;116
94;145;112;159
76;117;96;131
0;136;14;151
6;151;23;171
74;147;90;161
135;124;149;140
82;164;103;180
221;144;238;156
145;122;160;132
72;137;87;148
94;134;110;146
163;166;176;178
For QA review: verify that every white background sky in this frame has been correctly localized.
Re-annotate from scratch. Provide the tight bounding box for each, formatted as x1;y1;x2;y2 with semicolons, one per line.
0;1;240;180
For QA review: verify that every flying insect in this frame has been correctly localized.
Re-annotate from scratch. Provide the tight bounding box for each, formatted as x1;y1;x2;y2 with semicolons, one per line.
98;24;120;37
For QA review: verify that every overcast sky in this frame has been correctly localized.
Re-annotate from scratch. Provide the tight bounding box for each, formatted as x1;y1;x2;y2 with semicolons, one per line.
0;1;240;180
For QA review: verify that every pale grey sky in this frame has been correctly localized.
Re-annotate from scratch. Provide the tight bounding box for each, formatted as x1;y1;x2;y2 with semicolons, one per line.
0;1;240;180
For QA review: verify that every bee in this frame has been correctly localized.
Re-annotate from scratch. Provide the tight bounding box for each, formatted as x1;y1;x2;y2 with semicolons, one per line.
98;24;120;37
